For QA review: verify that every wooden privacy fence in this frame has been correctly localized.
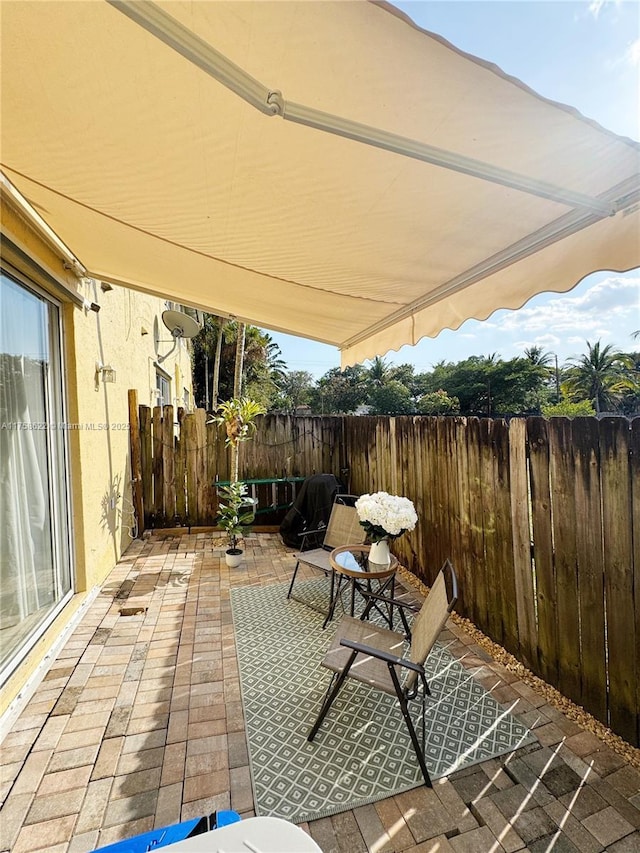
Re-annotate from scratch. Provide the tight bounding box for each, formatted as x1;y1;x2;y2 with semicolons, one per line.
128;395;346;530
128;395;639;747
345;414;639;748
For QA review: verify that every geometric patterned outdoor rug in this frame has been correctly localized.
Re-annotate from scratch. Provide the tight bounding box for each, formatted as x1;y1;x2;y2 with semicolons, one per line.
231;578;534;825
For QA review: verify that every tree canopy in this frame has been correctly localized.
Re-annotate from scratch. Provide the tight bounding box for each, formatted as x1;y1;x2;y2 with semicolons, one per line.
191;325;638;418
563;340;635;414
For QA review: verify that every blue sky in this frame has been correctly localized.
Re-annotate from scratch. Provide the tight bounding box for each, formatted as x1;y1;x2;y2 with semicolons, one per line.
265;0;639;377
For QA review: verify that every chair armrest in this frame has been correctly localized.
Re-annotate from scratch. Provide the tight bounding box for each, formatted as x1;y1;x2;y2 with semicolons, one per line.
359;589;420;612
298;525;326;538
298;525;327;552
339;637;424;674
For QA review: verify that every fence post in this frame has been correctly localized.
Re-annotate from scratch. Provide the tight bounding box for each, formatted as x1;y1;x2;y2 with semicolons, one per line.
153;406;163;525
175;408;187;523
128;389;144;538
139;406;152;528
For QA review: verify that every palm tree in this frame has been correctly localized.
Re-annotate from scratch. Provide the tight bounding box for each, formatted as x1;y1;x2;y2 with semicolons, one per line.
191;314;231;409
265;338;287;386
524;345;560;401
367;356;390;387
563;340;634;413
524;346;554;367
233;322;246;398
211;316;236;409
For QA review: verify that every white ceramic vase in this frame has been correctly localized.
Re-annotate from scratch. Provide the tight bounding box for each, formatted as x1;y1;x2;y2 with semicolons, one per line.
225;548;243;568
368;538;390;566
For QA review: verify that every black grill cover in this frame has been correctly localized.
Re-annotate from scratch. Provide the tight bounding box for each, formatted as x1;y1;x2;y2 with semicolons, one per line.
279;473;341;548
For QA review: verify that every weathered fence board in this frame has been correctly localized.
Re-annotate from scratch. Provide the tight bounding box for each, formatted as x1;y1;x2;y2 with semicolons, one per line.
430;417;450;579
548;418;581;707
600;418;636;743
128;390;144;538
175;408;187;521
194;408;207;525
139;405;152;528
162;405;175;524
132;403;638;747
152;406;163;526
479;418;504;646
528;417;558;686
183;413;197;527
573;417;607;725
408;417;427;579
509;418;537;671
205;420;218;522
466;417;488;631
452;418;471;621
493;419;519;658
632;419;640;748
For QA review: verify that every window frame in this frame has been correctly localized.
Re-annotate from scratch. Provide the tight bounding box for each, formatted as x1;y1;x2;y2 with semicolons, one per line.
0;262;74;684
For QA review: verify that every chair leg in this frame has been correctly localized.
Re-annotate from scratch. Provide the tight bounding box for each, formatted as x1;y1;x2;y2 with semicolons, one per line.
388;665;432;787
308;650;358;741
322;572;345;629
287;560;301;599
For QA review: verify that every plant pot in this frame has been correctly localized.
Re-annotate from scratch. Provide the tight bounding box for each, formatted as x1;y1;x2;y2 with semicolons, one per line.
369;538;390;566
225;548;243;568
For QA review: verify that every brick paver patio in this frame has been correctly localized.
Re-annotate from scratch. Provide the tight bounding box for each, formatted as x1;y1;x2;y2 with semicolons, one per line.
1;532;639;852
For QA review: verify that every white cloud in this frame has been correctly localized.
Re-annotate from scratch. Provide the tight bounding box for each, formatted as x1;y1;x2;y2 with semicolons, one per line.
626;38;640;67
534;334;562;348
605;37;640;71
588;0;622;21
496;275;639;337
514;334;561;353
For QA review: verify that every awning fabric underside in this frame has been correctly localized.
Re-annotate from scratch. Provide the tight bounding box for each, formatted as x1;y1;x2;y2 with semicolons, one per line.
1;0;638;366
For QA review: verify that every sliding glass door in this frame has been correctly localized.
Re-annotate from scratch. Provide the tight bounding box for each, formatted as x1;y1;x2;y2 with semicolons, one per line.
0;270;72;680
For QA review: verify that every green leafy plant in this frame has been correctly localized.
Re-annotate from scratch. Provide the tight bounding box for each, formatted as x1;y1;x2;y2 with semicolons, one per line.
212;397;265;483
210;397;264;555
541;399;596;418
216;482;257;552
214;397;265;447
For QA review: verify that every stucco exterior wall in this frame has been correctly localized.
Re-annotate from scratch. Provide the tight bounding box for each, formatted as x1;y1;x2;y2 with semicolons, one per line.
66;276;193;589
1;199;193;717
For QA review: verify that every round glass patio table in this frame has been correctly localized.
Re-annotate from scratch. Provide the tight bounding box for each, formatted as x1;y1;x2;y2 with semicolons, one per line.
325;544;398;629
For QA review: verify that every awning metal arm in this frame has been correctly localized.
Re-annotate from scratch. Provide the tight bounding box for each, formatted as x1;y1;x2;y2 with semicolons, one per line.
341;175;640;350
109;0;616;217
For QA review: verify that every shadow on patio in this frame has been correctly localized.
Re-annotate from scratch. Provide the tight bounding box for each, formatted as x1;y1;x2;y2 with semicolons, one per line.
1;531;639;853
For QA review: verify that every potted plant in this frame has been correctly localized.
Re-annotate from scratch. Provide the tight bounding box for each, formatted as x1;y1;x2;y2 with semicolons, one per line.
212;397;265;567
216;481;257;567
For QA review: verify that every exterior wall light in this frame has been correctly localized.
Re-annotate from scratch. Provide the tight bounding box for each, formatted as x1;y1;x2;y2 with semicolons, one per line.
95;362;117;390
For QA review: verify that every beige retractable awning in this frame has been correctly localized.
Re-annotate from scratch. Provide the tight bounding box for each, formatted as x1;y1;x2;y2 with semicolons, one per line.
1;0;638;366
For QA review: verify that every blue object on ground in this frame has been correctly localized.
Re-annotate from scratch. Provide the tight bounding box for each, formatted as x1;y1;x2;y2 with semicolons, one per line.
94;811;242;852
212;810;241;828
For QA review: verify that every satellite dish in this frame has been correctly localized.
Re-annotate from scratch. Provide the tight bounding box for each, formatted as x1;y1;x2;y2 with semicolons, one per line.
157;309;202;363
162;309;202;339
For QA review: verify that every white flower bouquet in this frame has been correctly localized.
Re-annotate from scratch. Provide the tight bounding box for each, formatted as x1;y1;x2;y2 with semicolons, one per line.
355;491;418;542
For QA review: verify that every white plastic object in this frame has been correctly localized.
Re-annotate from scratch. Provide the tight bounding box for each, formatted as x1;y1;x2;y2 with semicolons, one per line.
161;816;323;852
